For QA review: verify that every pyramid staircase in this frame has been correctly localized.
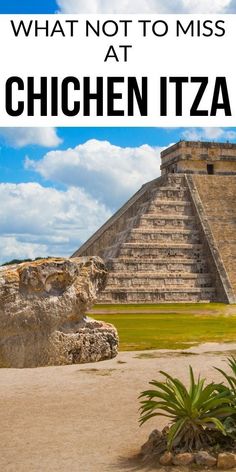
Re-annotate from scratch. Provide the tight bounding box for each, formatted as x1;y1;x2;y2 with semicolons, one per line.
75;174;217;303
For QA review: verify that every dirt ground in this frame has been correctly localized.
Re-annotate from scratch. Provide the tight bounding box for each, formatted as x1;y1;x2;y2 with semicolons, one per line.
1;343;236;472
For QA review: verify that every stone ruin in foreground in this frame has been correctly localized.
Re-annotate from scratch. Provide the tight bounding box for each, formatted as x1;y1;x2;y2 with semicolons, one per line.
0;257;118;367
73;141;236;304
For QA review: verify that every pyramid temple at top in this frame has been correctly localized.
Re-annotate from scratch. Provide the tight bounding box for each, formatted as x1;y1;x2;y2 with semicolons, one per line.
72;141;236;304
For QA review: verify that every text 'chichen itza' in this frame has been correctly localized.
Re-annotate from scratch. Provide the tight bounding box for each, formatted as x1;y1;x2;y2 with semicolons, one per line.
73;141;236;304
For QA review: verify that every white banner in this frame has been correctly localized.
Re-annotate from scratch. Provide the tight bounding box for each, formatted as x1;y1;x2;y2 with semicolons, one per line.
0;14;235;126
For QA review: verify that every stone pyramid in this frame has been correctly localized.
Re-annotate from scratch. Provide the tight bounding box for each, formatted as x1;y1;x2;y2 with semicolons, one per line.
72;141;236;304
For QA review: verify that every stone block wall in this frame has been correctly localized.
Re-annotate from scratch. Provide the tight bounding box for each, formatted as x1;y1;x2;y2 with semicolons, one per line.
189;175;236;302
161;141;236;175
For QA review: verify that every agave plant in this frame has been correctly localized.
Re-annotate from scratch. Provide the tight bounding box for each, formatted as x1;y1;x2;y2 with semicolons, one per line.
139;367;234;451
215;356;236;399
215;356;236;438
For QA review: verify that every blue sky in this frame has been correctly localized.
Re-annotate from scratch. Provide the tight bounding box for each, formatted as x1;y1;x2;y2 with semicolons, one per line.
0;127;187;185
0;125;235;264
2;127;236;188
1;0;236;14
0;0;236;263
0;1;57;14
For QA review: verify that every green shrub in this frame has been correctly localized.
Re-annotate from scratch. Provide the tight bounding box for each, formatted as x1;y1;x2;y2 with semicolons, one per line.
139;367;234;451
215;356;236;438
215;356;236;399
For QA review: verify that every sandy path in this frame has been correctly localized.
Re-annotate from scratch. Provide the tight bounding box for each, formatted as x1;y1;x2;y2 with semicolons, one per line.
1;343;236;472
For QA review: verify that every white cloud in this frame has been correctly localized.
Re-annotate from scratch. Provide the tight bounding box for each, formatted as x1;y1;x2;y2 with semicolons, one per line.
0;237;48;264
0;182;111;264
25;139;163;208
182;128;236;141
181;0;230;12
0;128;62;148
56;0;230;13
1;139;165;264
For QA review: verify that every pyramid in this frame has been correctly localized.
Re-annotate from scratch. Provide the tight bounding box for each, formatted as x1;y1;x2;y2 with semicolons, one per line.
72;141;236;304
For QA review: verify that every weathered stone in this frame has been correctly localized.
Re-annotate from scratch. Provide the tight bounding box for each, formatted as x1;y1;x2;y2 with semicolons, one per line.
148;429;162;442
159;451;173;465
217;453;236;469
190;173;236;303
172;452;195;466
141;429;162;455
195;450;217;467
0;256;118;368
141;429;167;458
161;141;236;176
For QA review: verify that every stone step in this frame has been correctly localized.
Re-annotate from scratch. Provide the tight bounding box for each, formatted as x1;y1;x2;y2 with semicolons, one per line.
108;271;211;278
141;199;192;208
121;242;203;248
131;228;199;234
107;272;213;288
105;280;214;292
101;285;215;291
151;187;189;201
150;185;188;193
116;242;203;259
104;242;204;259
128;228;201;243
153;192;189;200
141;214;194;220
165;175;186;185
138;214;196;229
107;258;208;273
143;201;193;216
99;287;215;303
110;227;201;247
99;296;214;303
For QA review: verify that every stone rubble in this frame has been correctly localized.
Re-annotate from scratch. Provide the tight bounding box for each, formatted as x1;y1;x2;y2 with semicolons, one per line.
141;429;236;469
195;450;217;467
159;451;173;466
172;452;194;466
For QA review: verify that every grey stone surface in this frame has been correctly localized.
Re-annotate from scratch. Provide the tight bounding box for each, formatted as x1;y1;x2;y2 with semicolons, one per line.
195;450;217;467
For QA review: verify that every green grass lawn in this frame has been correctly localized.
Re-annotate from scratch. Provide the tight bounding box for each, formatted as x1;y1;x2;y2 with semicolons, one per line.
90;303;236;351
